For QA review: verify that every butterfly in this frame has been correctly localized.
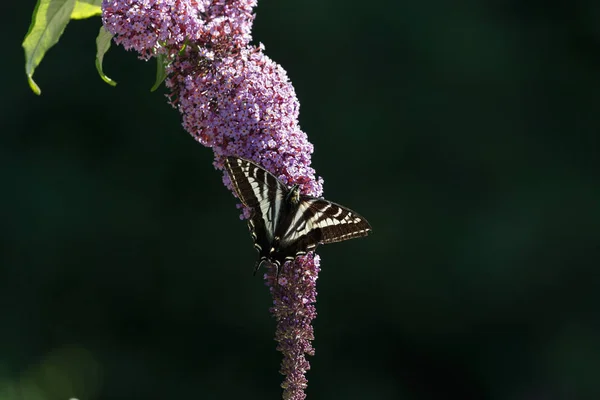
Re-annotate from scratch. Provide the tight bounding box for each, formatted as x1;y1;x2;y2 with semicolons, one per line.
224;156;372;277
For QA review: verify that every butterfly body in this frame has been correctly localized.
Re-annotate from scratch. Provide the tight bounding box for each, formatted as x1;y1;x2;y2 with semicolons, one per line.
224;156;371;275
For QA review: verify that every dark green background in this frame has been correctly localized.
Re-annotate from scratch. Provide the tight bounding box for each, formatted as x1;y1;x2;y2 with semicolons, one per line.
3;1;600;399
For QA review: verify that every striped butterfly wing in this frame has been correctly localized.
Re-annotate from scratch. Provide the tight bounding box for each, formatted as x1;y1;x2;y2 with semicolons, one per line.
224;156;288;257
278;197;372;258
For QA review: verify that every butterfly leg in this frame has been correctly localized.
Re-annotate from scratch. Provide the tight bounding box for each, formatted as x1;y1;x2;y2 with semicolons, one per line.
271;260;281;285
253;257;266;275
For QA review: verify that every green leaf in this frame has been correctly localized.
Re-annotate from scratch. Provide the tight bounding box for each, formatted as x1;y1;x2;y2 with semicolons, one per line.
22;0;77;95
95;26;116;86
71;0;102;19
151;54;168;92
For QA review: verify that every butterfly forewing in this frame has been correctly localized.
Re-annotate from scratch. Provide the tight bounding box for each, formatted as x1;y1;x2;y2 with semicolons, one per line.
280;198;371;251
225;156;287;241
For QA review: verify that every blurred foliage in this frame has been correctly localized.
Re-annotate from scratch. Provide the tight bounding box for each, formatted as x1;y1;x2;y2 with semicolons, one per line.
3;0;600;399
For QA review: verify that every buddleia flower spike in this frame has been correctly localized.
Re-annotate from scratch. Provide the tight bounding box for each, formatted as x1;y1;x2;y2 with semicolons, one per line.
101;1;371;399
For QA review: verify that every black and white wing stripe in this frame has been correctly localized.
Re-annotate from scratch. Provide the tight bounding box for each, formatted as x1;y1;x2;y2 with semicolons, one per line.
224;156;287;242
279;198;372;255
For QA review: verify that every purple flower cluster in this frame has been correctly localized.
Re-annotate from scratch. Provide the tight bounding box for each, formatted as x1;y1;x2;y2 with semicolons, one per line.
102;1;322;398
102;0;256;59
268;253;320;400
166;44;323;199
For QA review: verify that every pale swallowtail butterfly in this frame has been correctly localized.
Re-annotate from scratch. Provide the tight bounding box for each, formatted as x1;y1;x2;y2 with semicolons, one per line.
224;156;372;277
